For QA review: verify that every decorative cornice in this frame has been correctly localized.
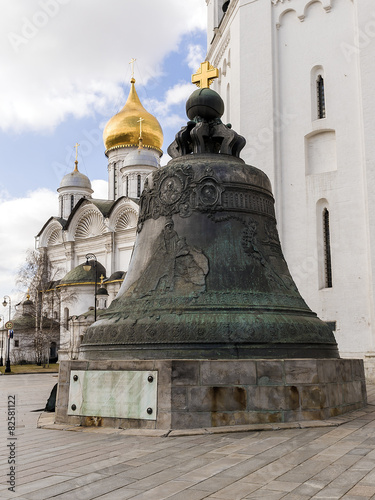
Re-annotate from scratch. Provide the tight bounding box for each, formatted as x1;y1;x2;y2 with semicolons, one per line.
275;0;332;28
214;31;231;68
273;0;332;9
105;143;162;157
207;0;238;62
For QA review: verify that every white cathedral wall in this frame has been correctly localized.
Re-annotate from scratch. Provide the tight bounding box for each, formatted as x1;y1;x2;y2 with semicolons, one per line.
59;284;95;361
46;246;70;281
207;0;375;361
107;148;127;200
275;1;371;356
357;0;375;356
60;285;95;318
115;235;136;275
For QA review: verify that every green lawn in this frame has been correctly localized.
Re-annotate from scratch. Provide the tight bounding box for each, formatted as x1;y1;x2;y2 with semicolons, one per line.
0;363;59;375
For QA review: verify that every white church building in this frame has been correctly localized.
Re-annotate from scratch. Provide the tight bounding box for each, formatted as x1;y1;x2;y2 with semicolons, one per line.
34;77;164;360
206;0;375;378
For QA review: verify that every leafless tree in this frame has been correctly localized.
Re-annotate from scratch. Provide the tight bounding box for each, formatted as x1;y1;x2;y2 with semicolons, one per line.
16;248;75;364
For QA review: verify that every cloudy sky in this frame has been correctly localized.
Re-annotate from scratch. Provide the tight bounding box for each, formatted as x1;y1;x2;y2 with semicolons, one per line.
0;0;207;317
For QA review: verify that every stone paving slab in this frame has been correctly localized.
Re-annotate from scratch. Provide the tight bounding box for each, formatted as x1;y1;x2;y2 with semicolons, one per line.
1;374;375;500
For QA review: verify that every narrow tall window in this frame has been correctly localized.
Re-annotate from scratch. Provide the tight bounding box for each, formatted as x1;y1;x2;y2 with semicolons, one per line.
60;197;63;217
137;175;141;197
317;75;326;119
126;176;129;197
323;208;332;288
114;165;117;198
64;307;69;330
70;195;74;212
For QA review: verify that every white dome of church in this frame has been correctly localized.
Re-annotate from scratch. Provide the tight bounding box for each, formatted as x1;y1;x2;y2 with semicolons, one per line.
124;148;159;168
59;164;92;190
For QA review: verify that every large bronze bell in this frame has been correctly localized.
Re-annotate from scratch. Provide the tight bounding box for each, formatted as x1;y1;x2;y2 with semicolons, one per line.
81;87;339;360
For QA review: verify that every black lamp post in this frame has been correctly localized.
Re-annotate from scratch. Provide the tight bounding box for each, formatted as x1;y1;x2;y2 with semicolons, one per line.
83;253;98;321
3;296;11;373
0;314;4;366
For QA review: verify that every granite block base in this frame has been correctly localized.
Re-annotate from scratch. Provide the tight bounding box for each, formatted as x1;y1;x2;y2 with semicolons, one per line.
55;358;367;430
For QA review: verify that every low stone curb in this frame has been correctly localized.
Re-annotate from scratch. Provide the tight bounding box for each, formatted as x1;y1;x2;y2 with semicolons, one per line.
38;405;375;436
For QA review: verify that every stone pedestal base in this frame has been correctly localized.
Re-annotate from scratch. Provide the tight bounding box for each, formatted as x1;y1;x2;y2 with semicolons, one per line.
364;353;375;384
56;358;367;430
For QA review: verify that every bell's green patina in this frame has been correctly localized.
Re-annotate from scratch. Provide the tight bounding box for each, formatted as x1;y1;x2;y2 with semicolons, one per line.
81;88;339;360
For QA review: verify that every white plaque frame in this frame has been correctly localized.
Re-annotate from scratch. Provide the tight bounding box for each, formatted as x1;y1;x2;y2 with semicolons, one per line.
68;370;158;420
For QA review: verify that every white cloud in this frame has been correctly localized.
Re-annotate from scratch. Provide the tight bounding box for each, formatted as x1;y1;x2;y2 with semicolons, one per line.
185;44;206;71
92;180;108;200
0;0;207;133
0;188;57;310
165;83;194;107
144;82;195;135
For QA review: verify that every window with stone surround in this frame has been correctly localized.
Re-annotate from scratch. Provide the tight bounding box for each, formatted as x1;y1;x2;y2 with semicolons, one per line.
323;208;332;288
137;175;141;198
311;66;326;121
317;75;326;119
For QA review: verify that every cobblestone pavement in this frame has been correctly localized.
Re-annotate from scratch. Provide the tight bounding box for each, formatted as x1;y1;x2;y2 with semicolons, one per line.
1;374;375;500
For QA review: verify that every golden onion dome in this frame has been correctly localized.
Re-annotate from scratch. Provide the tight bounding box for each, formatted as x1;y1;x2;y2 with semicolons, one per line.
103;78;163;155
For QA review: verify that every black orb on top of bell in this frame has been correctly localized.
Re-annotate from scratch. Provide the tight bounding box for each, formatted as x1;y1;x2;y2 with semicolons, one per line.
81;62;339;361
186;88;224;121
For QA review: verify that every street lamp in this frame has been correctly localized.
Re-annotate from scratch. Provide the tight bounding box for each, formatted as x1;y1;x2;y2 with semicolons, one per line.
83;253;98;322
0;314;4;366
3;296;11;373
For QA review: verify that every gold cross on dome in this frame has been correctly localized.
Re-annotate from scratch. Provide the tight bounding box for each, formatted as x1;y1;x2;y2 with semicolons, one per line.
192;61;219;88
137;117;144;137
74;142;80;161
129;58;136;78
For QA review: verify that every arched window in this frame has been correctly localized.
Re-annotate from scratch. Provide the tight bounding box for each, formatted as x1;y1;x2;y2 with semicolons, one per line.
126;175;129;197
64;307;69;330
70;195;74;212
323;208;332;288
215;0;228;27
137;175;141;197
50;342;57;358
317;75;326;119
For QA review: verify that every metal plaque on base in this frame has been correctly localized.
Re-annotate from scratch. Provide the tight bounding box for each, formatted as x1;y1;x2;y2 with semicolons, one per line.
68;370;157;420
